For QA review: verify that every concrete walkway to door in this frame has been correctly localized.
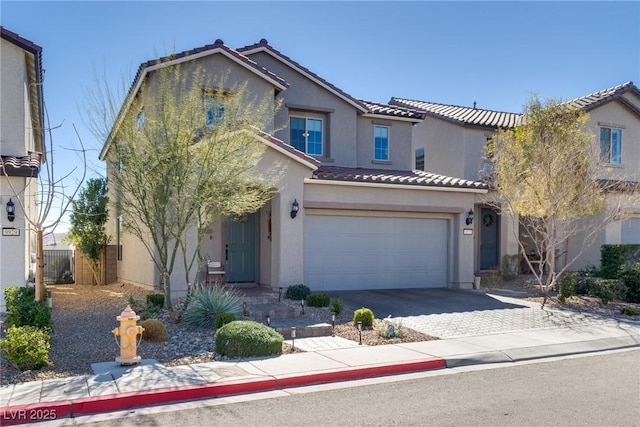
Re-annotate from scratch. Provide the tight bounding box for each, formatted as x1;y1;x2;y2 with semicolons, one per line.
327;288;639;339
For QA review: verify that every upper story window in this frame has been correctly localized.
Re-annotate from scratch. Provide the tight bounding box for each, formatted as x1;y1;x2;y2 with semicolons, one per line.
290;116;323;156
136;110;145;129
205;95;225;127
374;126;389;161
600;127;622;165
415;147;425;171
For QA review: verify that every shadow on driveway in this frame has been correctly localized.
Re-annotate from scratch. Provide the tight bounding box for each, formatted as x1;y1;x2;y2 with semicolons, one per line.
328;288;529;317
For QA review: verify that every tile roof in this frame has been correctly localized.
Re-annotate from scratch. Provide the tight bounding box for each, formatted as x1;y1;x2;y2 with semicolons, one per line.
134;39;288;91
313;166;488;190
1;152;42;177
237;39;368;113
390;97;521;128
358;99;426;121
563;81;640;115
254;130;321;169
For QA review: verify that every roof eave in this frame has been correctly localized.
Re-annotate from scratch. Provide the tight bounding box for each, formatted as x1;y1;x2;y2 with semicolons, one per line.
360;113;423;123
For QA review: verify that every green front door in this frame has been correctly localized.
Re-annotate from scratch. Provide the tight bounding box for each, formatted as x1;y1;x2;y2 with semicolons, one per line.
225;213;257;283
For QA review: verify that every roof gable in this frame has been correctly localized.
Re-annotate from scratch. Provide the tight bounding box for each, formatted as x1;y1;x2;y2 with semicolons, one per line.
100;39;289;160
238;39;368;113
563;81;640;118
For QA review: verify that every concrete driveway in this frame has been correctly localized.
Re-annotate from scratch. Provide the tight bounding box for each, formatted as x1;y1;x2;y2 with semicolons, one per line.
328;288;528;318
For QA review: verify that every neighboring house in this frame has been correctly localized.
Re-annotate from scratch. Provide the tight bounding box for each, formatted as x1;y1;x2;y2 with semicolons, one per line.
392;81;640;272
0;27;44;311
101;39;487;299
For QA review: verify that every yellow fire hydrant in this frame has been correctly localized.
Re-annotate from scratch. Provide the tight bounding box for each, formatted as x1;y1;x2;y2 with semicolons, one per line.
112;305;145;366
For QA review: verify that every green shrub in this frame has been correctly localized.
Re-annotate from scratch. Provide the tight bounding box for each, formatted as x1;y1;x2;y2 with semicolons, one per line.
146;294;165;311
558;273;577;303
330;298;344;316
0;325;51;371
575;269;595;296
182;285;243;329
600;245;640;279
4;286;35;314
285;284;311;301
620;263;640;303
139;319;169;342
353;307;375;327
7;300;52;330
374;318;406;338
588;281;615;304
620;305;640;316
306;292;330;307
214;320;283;358
214;312;236;329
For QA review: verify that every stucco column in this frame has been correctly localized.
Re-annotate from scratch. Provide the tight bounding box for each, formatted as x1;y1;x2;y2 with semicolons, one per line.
271;185;305;288
455;211;475;289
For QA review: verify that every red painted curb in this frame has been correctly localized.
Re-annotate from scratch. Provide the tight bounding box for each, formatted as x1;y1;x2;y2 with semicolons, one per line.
276;358;446;388
71;377;279;416
1;400;71;426
1;358;446;424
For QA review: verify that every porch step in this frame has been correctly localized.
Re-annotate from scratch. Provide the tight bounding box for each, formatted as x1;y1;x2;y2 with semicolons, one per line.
246;303;302;321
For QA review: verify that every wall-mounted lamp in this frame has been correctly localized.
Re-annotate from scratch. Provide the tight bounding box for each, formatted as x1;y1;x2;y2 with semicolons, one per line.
290;199;299;219
6;198;15;222
465;209;474;226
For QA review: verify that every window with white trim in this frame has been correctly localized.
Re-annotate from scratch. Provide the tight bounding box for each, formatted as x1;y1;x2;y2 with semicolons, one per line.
290;116;323;156
600;127;622;165
374;126;389;161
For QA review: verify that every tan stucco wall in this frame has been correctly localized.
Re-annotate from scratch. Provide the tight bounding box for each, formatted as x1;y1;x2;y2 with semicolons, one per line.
246;51;360;167
356;116;414;170
587;99;640;182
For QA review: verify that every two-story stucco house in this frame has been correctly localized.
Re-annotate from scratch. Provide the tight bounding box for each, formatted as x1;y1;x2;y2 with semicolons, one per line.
0;27;44;311
392;82;640;273
101;39;488;300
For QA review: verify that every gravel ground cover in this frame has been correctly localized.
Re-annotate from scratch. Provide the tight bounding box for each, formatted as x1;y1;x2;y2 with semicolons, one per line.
0;282;435;385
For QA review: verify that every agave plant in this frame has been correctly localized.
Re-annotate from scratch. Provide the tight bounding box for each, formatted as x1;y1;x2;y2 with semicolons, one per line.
182;285;243;329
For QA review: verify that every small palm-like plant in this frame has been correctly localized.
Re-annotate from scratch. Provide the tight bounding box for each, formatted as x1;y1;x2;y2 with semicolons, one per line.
182;285;243;329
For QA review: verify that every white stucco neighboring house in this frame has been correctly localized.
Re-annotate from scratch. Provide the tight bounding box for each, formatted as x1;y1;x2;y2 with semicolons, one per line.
0;27;45;312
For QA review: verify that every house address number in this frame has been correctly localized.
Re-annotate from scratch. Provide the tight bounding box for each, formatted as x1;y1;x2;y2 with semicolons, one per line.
2;228;20;236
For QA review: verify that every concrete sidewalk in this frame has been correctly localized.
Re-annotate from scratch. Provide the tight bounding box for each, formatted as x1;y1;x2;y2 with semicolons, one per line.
2;318;639;425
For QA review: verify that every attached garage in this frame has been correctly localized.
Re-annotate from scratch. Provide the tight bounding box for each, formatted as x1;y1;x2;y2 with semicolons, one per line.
304;214;448;291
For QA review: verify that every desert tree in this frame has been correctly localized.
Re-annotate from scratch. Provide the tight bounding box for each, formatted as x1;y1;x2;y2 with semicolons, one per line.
87;63;280;310
486;95;636;303
67;176;110;285
1;111;87;301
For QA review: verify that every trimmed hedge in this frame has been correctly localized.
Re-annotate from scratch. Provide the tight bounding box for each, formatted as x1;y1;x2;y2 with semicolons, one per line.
306;292;330;307
214;320;283;358
353;307;375;327
0;325;51;371
285;284;311;301
600;245;640;279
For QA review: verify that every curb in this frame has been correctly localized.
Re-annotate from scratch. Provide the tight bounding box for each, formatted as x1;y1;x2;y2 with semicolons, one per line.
0;358;445;425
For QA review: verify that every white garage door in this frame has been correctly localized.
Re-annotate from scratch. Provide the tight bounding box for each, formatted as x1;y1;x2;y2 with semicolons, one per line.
304;215;448;291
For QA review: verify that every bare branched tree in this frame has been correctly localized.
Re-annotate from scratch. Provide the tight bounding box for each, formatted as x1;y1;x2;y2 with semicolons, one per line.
1;106;87;301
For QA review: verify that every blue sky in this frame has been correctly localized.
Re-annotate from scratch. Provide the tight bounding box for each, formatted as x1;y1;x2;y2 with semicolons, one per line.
2;1;639;231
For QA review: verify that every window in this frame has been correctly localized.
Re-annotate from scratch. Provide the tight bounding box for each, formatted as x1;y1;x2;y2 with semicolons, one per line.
415;147;425;171
205;95;225;126
374;126;389;161
600;127;622;164
136;110;145;128
290;116;323;155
